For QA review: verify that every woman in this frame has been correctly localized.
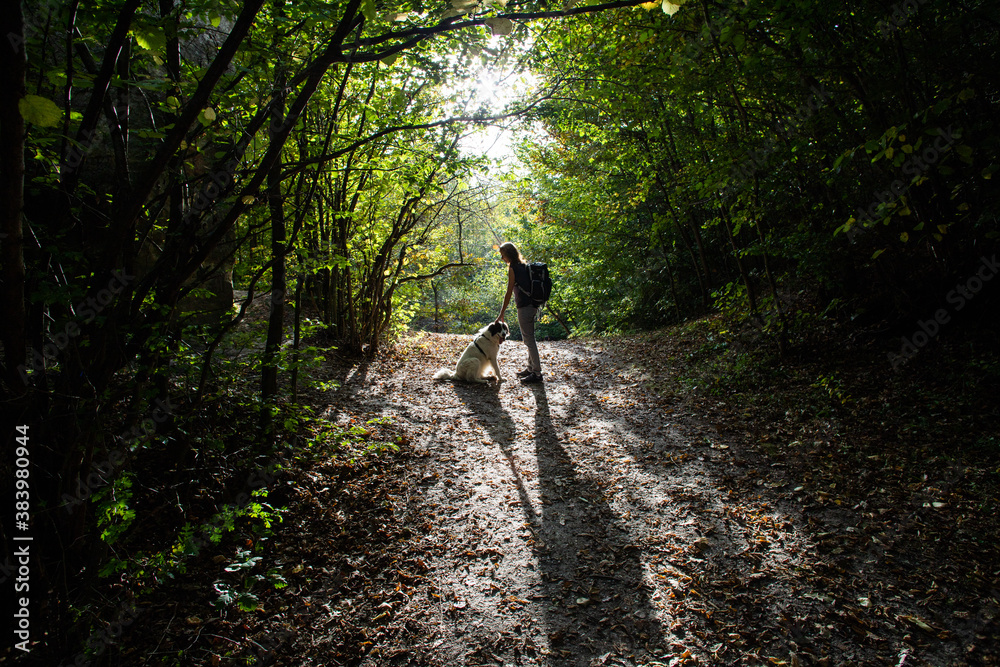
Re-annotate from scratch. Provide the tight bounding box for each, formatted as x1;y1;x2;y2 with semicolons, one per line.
496;242;542;384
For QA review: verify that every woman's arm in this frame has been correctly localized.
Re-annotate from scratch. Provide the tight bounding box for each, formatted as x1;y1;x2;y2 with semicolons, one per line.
497;265;515;322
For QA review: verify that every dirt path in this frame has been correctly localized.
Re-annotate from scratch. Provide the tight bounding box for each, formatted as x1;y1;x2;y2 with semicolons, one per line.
275;332;989;666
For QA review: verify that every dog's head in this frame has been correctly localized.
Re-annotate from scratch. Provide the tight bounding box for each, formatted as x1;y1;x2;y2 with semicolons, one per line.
486;320;509;344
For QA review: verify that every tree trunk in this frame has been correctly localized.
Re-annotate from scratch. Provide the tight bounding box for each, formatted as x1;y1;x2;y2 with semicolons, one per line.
260;58;288;426
662;246;683;322
720;205;759;320
658;182;709;310
546;304;573;338
432;281;440;329
291;273;304;403
755;219;788;355
0;2;27;396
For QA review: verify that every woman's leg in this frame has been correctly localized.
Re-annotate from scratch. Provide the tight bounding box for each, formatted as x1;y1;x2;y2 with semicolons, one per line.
517;305;541;373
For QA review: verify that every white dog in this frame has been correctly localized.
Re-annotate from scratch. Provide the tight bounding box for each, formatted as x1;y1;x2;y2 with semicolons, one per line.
433;321;509;384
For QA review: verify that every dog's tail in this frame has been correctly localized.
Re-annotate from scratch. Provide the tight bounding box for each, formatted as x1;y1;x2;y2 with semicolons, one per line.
433;368;455;381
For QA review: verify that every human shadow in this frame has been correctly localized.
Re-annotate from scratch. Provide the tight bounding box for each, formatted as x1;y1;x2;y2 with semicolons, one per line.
525;382;664;662
455;378;665;662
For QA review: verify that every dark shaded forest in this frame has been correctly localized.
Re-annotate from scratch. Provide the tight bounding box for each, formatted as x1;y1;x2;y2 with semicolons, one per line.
2;0;999;664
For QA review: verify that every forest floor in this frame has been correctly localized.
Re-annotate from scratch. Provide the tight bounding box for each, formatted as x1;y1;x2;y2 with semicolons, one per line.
70;317;1000;666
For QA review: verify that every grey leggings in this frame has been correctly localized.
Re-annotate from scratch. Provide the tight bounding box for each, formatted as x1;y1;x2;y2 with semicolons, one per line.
517;305;541;373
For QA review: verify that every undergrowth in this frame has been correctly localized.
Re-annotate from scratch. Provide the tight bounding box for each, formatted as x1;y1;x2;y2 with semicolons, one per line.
50;325;409;665
637;307;1000;542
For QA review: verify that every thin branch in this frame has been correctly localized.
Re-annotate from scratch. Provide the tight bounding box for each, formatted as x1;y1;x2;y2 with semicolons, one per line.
343;0;652;55
397;262;472;284
285;101;544;171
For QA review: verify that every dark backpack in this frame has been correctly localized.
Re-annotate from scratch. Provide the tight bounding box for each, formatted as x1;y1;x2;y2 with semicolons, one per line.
516;262;552;307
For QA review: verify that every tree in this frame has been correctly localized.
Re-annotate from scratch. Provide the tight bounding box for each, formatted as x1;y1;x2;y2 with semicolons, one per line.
511;0;999;339
0;0;655;653
0;2;27;395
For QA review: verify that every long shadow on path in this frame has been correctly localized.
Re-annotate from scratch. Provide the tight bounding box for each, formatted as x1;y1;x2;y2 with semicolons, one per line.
527;382;664;663
456;379;665;664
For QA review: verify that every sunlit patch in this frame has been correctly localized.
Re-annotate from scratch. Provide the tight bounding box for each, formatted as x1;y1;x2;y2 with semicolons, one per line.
456;56;541;162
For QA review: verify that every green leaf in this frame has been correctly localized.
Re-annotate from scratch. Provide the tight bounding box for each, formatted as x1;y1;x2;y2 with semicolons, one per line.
214;586;235;608
484;17;513;36
237;592;260;612
832;149;852;170
133;26;166;53
932;98;952;115
661;0;684;15
18;95;62;127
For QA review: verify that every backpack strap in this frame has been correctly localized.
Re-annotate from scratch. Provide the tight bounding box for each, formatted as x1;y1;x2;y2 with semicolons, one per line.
514;263;532;296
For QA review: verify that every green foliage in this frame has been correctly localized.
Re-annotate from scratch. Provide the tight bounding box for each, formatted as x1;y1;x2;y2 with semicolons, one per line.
712;282;750;325
212;546;287;612
19;94;62;127
9;0;1000;658
93;472;136;546
811;373;853;416
506;0;999;335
